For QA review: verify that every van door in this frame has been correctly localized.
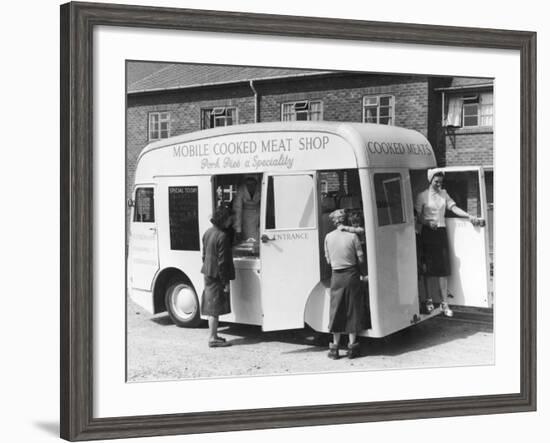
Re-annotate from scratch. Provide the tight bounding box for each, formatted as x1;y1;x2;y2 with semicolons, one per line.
367;170;419;337
440;167;491;308
260;172;320;331
129;185;159;291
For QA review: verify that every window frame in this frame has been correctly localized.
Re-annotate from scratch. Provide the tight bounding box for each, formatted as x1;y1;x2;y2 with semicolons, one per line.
281;100;323;122
362;94;395;125
462;95;480;127
201;106;238;129
148;111;171;141
373;172;406;227
133;186;155;223
461;92;493;128
265;173;317;231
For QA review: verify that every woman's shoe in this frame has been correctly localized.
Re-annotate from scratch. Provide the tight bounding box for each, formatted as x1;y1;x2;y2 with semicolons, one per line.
441;302;454;318
425;298;435;313
209;338;231;348
328;343;340;360
347;342;360;359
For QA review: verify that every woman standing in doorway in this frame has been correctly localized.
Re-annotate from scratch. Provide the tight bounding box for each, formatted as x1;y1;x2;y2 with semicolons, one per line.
201;206;235;347
415;170;480;317
233;175;261;243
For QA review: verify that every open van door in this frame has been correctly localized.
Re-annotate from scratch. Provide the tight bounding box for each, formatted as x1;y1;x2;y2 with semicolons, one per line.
439;167;492;308
260;172;320;331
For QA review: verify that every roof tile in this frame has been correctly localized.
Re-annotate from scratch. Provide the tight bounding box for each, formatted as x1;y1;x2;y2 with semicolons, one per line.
127;63;328;93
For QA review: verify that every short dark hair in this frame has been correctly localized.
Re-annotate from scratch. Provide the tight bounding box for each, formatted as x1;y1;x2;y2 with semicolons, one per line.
430;171;445;183
349;211;363;226
210;206;233;228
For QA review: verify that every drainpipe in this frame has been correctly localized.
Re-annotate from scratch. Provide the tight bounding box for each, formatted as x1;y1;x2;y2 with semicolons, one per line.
250;80;258;123
441;91;445;126
441;91;446;151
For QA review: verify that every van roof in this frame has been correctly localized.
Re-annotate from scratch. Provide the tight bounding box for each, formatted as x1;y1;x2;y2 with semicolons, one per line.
142;121;422;151
136;121;436;175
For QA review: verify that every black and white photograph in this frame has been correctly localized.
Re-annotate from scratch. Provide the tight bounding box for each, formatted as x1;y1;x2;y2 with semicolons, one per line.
2;0;547;442
125;62;495;381
27;0;539;442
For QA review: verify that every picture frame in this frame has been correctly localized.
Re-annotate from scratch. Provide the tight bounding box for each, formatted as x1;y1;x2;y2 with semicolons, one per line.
60;1;537;441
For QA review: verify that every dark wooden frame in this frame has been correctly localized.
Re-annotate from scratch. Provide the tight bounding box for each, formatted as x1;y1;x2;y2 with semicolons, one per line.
60;1;537;441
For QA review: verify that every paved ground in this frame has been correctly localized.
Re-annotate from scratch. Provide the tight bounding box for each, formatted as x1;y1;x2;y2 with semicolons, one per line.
127;300;493;382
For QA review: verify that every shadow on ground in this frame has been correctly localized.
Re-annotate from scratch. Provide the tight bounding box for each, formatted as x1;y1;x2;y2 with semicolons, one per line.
214;312;493;358
134;303;493;360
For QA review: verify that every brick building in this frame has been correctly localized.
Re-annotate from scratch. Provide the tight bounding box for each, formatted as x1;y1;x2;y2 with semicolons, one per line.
126;63;494;214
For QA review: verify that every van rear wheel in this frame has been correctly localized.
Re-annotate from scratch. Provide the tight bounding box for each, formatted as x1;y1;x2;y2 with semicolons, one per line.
165;280;201;327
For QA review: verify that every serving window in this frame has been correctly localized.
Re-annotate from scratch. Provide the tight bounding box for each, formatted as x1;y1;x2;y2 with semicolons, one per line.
317;169;364;279
212;174;262;257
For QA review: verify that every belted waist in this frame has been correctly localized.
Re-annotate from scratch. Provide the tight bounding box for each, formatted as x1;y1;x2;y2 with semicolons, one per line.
332;265;358;273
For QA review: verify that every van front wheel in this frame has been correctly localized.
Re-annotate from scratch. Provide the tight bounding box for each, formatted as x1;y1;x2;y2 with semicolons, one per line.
165;280;201;327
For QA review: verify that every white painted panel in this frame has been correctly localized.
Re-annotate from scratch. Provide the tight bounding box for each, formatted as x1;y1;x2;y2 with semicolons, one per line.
260;173;320;331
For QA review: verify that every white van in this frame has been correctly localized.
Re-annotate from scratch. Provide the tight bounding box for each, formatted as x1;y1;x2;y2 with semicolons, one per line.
127;121;492;338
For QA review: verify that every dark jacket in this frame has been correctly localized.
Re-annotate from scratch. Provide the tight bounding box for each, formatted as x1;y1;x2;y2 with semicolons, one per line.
200;226;235;283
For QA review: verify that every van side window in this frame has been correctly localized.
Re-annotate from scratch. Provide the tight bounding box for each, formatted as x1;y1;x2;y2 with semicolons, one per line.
374;173;405;226
168;186;200;251
266;175;315;229
133;187;155;222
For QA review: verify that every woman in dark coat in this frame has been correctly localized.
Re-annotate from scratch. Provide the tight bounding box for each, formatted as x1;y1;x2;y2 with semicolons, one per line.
324;209;368;359
201;206;235;348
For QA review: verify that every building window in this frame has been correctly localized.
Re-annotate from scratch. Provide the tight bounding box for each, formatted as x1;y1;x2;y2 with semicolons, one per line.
201;107;237;129
444;91;493;128
282;100;323;121
148;112;170;141
363;95;395;125
463;92;493;127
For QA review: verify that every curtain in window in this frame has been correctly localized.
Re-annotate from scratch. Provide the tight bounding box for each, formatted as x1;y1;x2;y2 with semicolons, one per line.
309;101;321;121
444;96;463;127
282;103;294;121
364;107;377;123
201;110;212;129
479;92;493;126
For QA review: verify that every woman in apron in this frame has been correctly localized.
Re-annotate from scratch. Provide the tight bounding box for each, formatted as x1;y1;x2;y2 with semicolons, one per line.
233;175;261;243
415;170;480;317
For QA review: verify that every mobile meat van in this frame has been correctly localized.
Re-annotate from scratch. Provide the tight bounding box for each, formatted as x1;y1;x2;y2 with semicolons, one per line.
127;121;492;338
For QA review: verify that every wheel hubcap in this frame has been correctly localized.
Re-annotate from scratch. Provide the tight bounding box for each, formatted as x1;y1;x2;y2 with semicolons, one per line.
170;285;197;321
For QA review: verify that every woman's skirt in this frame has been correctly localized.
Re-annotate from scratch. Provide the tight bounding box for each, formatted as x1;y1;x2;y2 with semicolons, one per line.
201;276;231;316
420;226;451;277
328;266;367;333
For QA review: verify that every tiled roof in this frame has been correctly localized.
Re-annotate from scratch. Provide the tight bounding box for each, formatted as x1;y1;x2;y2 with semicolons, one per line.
127;62;174;86
127;62;330;94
